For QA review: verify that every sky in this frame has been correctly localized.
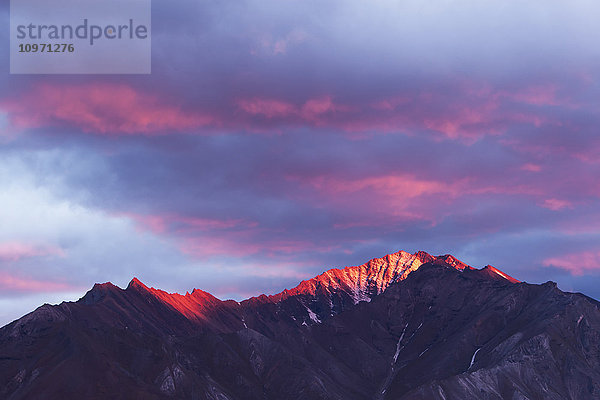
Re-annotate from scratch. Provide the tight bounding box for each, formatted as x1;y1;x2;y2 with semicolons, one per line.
1;0;600;326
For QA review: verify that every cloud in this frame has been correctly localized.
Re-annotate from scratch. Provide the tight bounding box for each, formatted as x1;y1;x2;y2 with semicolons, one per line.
521;163;542;172
0;153;191;291
123;213;255;235
4;0;594;142
0;273;71;292
3;0;600;325
237;98;297;119
232;82;563;140
543;251;600;275
1;83;213;135
256;29;309;55
287;173;465;222
541;199;573;211
0;242;65;262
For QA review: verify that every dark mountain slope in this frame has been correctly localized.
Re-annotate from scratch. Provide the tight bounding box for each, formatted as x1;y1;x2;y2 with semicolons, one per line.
1;251;599;399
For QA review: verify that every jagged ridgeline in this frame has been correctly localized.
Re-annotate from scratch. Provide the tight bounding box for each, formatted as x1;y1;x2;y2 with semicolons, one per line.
1;251;599;399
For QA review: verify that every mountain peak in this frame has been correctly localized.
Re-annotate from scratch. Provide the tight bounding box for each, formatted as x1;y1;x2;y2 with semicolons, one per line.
127;277;149;291
251;250;472;313
93;281;119;290
435;254;473;270
481;265;520;283
79;281;121;304
123;278;223;321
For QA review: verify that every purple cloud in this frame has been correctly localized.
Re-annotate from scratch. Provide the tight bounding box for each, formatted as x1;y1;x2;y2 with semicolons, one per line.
1;0;600;326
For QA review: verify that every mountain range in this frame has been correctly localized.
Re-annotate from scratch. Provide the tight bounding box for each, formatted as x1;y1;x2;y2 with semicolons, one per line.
1;250;600;399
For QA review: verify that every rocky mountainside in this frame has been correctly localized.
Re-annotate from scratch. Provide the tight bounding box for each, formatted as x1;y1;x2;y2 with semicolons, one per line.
1;250;599;399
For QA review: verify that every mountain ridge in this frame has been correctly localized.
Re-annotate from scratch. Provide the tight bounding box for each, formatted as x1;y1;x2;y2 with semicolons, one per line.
2;250;598;400
75;250;514;313
56;250;517;330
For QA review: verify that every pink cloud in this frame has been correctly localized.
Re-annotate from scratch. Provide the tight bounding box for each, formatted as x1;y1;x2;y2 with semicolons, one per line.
0;242;64;262
293;173;539;203
283;174;470;224
119;212;366;261
116;212;333;260
123;213;256;235
307;175;462;199
543;251;600;275
235;81;562;141
237;98;297;119
418;83;566;140
0;273;72;292
498;84;560;106
127;214;169;234
371;96;411;111
281;171;550;232
121;213;314;260
1;78;567;141
179;236;258;258
541;198;573;211
301;96;352;120
178;234;336;260
237;95;352;123
421;96;502;139
521;163;542;172
2;83;212;135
